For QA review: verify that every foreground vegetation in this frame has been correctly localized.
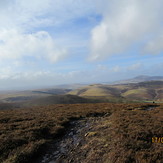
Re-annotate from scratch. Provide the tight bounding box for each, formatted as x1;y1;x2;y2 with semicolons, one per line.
0;103;162;163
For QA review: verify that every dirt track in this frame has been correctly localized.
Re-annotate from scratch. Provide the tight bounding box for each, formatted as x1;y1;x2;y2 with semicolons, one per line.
37;113;111;163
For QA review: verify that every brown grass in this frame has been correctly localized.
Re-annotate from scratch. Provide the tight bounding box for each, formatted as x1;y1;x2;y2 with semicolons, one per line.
0;103;162;163
107;105;163;162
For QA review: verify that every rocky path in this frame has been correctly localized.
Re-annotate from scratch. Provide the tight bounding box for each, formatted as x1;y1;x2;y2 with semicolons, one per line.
36;113;111;163
142;104;159;111
35;104;159;163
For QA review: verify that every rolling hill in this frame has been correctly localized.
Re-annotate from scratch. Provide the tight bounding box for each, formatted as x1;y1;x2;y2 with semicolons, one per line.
23;94;100;107
0;77;162;106
0;94;101;109
68;81;163;102
0;88;72;103
111;75;163;84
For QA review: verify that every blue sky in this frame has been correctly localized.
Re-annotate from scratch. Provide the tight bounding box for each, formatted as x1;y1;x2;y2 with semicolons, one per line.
0;0;163;90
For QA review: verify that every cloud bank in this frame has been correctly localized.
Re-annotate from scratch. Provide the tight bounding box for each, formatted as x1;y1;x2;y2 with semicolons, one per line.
0;61;163;90
0;0;96;63
0;30;67;63
90;0;163;60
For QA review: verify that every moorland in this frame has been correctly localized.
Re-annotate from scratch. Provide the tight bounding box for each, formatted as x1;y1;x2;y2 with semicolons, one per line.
0;76;162;163
0;103;162;163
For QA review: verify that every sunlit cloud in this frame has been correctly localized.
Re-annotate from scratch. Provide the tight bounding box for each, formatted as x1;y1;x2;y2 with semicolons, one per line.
0;29;67;63
89;0;163;60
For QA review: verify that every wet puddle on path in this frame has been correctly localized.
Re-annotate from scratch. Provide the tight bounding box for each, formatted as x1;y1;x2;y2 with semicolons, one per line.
141;105;159;111
36;114;109;163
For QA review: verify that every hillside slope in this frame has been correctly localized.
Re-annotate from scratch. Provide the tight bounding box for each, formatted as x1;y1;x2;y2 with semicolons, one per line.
22;94;100;107
68;81;163;102
0;88;72;103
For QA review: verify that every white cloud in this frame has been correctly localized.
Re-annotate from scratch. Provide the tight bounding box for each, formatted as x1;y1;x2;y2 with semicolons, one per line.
127;63;143;71
112;66;121;73
0;0;96;30
0;0;70;64
0;29;67;63
0;0;97;64
90;0;163;60
143;33;163;55
0;67;13;80
0;0;40;29
0;61;162;90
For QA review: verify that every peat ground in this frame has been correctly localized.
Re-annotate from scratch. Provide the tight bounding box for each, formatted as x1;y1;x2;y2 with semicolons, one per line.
0;103;162;163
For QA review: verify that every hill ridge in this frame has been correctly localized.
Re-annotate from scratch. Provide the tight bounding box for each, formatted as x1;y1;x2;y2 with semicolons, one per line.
68;81;163;102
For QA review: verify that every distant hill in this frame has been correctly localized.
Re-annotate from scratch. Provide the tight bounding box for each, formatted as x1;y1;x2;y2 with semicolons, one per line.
52;84;87;89
0;88;72;103
22;94;100;107
68;81;163;102
0;77;162;105
0;94;101;109
111;75;163;84
0;84;89;103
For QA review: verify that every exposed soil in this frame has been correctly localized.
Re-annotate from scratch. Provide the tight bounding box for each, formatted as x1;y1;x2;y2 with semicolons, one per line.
36;113;111;163
142;105;159;111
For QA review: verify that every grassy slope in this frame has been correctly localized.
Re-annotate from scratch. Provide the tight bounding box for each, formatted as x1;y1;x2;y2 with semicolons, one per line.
121;88;154;100
0;103;162;163
23;95;100;107
0;89;71;103
68;85;123;102
68;81;163;102
1;81;162;104
0;95;102;109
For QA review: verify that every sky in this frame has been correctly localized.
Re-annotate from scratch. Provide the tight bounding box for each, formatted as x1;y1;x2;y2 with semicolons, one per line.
0;0;163;90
